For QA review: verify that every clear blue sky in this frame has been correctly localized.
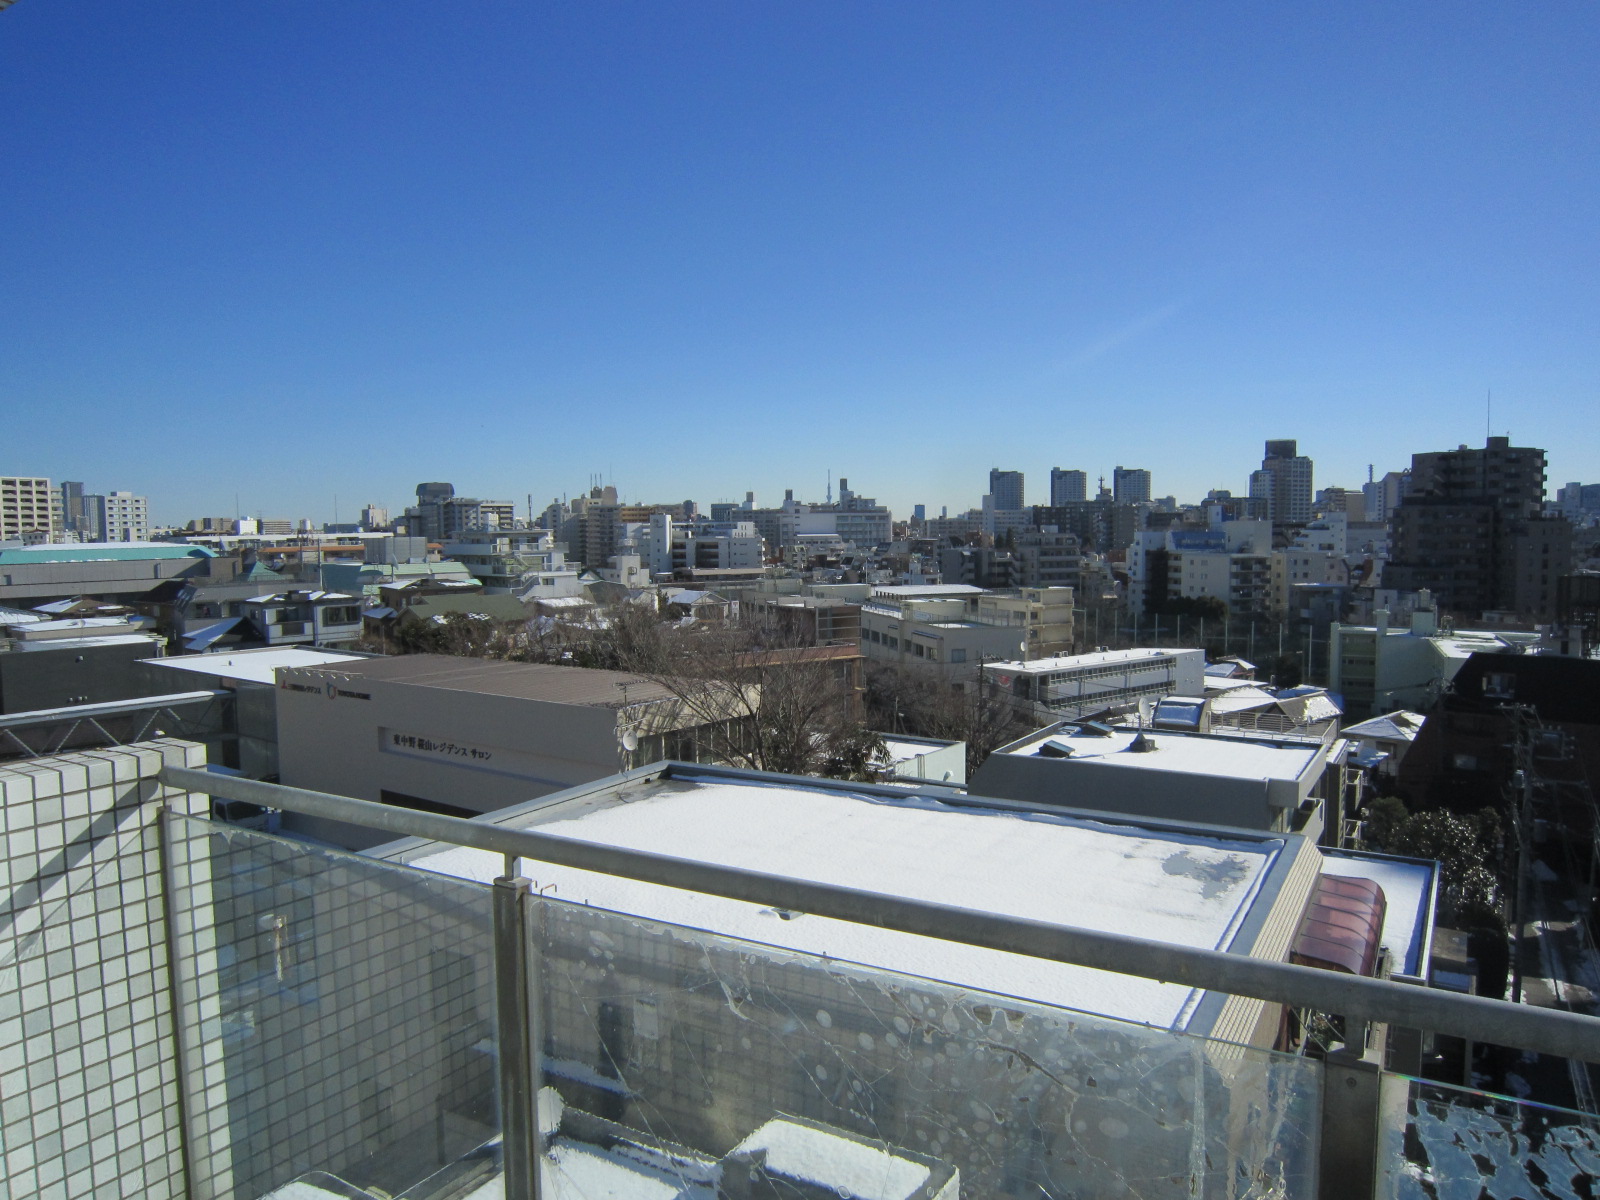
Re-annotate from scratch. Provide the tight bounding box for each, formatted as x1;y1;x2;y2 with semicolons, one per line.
4;3;1596;525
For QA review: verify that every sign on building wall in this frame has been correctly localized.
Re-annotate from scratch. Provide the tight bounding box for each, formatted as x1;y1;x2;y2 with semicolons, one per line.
382;728;499;765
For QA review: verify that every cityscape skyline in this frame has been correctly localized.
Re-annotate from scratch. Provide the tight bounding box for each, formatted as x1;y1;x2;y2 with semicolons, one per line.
4;4;1597;521
3;430;1575;531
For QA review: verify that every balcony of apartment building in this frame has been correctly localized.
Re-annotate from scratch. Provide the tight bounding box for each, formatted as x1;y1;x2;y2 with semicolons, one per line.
5;745;1598;1200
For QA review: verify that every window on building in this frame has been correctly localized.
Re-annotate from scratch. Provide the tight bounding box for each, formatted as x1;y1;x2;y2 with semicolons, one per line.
950;649;967;663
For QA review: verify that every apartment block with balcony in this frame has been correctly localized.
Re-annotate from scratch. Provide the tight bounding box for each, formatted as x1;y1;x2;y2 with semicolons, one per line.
860;589;1027;683
1385;437;1573;620
0;474;62;541
973;585;1075;658
1329;599;1542;720
441;529;582;597
241;588;364;647
85;490;150;542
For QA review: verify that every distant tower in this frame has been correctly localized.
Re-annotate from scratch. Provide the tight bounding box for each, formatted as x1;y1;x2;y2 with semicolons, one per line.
988;468;1024;511
1112;467;1152;505
1049;468;1087;505
1259;440;1313;525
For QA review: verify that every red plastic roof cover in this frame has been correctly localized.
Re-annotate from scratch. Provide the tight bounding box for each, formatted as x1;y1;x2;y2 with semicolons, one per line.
1291;873;1387;977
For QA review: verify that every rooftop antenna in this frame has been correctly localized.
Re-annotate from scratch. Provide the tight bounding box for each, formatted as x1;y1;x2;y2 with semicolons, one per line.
827;470;833;505
1486;389;1491;441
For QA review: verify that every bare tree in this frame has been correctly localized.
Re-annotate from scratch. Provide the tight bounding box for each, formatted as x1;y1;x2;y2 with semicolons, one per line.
864;663;1034;776
605;604;883;780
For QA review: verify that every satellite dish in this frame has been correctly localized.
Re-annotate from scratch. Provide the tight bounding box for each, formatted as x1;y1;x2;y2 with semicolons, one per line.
621;729;638;752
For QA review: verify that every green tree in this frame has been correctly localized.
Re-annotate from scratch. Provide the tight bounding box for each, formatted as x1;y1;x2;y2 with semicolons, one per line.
1371;806;1507;932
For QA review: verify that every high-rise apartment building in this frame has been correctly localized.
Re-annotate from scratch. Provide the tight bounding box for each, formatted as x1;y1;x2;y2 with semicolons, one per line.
1259;440;1314;526
60;481;86;534
405;482;516;542
988;468;1025;511
1049;467;1088;505
1;476;62;541
85;490;151;542
1112;466;1152;505
1385;437;1571;619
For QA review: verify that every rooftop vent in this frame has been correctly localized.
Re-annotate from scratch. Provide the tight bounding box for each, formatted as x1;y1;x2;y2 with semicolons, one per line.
1037;739;1075;758
1127;731;1158;753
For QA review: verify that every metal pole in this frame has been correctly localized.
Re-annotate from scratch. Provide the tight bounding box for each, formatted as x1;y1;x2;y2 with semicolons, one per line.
160;766;1600;1063
494;877;541;1200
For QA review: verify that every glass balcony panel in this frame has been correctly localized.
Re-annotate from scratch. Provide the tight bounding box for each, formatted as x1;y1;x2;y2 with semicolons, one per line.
531;896;1321;1199
1380;1076;1600;1200
163;814;503;1200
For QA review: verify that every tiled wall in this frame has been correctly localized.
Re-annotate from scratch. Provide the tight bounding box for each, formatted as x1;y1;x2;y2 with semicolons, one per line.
0;740;209;1200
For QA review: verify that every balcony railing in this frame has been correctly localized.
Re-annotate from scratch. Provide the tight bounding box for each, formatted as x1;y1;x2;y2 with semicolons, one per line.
148;764;1600;1200
8;743;1597;1200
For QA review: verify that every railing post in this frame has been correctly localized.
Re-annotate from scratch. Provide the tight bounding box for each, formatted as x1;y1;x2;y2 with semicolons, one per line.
494;876;541;1200
1318;1046;1383;1200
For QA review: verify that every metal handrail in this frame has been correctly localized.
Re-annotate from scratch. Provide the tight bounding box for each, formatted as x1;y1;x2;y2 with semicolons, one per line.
159;763;1600;1065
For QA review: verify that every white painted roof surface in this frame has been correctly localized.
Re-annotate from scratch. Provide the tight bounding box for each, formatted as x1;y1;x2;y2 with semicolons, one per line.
11;634;160;651
1340;711;1426;742
879;738;943;764
408;779;1283;1030
144;647;363;685
1011;726;1323;783
732;1118;929;1199
1319;853;1435;979
1207;686;1278;713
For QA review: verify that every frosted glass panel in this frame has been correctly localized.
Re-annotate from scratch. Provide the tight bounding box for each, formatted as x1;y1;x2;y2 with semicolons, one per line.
1382;1076;1600;1200
532;897;1321;1199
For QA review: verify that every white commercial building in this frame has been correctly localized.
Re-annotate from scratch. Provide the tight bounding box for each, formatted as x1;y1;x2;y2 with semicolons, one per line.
1329;605;1541;720
274;655;753;847
984;646;1206;724
1127;522;1282;616
625;513;765;578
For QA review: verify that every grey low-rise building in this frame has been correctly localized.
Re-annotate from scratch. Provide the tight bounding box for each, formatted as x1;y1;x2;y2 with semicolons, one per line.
275;654;752;846
0;611;165;713
970;719;1344;837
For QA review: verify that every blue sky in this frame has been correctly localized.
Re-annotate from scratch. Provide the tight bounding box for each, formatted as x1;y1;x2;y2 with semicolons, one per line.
4;3;1596;525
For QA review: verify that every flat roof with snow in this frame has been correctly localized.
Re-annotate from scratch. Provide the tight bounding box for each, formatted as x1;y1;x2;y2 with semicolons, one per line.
1320;850;1438;981
391;769;1292;1032
1001;723;1327;784
143;647;365;685
984;646;1200;674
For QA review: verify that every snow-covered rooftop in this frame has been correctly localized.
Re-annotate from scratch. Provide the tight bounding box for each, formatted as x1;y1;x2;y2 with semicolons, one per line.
985;646;1198;674
1320;851;1437;979
144;647;364;685
1006;724;1325;784
731;1117;931;1199
1340;711;1427;742
402;775;1286;1031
